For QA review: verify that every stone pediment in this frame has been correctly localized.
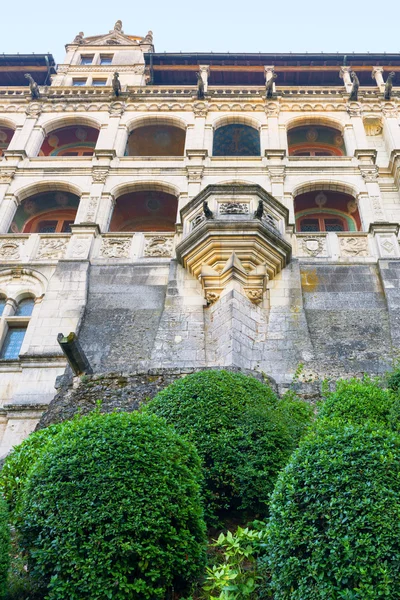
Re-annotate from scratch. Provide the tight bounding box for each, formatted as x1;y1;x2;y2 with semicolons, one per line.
83;32;141;46
176;184;292;304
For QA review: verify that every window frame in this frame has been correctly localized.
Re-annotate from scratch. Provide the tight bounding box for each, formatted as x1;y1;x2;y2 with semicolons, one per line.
0;296;35;361
297;214;349;233
80;55;94;65
72;78;87;87
99;54;113;65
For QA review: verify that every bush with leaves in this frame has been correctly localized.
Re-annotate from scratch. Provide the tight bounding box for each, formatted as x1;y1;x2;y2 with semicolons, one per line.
145;370;313;526
261;424;400;599
201;524;268;599
0;422;66;524
317;376;394;428
18;411;206;600
0;498;10;600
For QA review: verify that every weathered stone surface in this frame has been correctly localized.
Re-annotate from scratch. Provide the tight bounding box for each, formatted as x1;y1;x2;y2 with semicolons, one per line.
36;367;277;430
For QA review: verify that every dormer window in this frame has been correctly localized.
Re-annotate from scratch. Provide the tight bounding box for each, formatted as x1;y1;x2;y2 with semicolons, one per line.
73;78;87;86
80;55;94;65
100;55;113;65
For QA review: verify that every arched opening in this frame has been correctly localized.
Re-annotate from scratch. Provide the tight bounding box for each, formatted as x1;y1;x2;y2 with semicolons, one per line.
295;190;360;232
126;124;186;156
213;124;260;156
288;125;346;157
9;191;80;233
39;125;99;157
0;126;15;157
109;189;178;232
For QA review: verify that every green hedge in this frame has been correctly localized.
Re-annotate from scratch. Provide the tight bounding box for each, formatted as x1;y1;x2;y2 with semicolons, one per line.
0;422;65;523
145;370;313;525
0;499;9;600
262;424;400;599
317;377;394;428
18;412;206;600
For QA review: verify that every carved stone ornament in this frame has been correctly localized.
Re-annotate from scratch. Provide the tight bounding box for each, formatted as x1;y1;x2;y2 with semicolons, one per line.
382;104;398;118
71;237;91;258
219;202;249;215
100;237;131;258
339;237;368;257
144;236;174;258
346;102;362;117
86;197;99;222
187;167;204;182
193;102;208;118
379;237;396;256
245;289;263;303
363;117;383;136
370;195;385;220
301;237;325;257
0;170;15;184
361;167;379;183
191;213;206;230
108;101;125;116
205;290;220;305
25;102;42;117
92;169;109;184
36;238;68;260
0;241;21;259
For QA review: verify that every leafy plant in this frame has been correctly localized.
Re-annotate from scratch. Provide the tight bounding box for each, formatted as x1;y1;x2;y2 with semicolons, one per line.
17;412;206;600
0;499;10;600
317;376;394;428
0;422;66;523
202;525;268;599
262;424;400;599
144;370;313;526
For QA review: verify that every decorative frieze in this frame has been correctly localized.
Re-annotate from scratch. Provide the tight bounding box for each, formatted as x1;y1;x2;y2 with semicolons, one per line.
0;240;21;260
219;202;249;215
339;236;369;257
36;238;68;260
143;235;174;258
298;237;327;258
100;237;131;258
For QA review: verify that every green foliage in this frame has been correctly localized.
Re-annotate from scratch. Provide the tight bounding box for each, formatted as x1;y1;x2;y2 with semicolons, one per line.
145;370;313;525
0;499;10;600
262;424;400;599
18;412;206;600
0;422;65;523
317;376;394;428
387;367;400;392
201;525;268;599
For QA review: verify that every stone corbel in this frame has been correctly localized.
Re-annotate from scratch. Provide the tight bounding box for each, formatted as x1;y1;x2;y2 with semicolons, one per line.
354;149;377;164
371;67;385;90
340;66;353;93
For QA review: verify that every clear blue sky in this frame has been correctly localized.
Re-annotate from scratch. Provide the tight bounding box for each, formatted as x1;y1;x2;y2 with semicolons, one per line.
1;0;400;63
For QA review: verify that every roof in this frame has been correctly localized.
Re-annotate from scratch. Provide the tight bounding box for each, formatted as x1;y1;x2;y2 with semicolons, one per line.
0;54;56;86
145;53;400;86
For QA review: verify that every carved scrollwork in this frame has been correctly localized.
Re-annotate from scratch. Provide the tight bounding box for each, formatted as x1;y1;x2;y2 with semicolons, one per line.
144;236;174;258
86;197;99;222
108;101;125;116
361;167;379;183
36;238;68;260
245;289;263;304
0;241;21;259
339;237;368;257
100;238;131;258
0;170;15;184
219;202;249;215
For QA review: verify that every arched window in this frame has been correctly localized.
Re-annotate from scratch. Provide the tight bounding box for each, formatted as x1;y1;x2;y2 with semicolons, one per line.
295;190;360;232
0;127;15;157
213;124;260;156
0;296;35;360
39;125;99;157
109;190;178;232
126;125;186;157
288;125;346;157
9;191;79;234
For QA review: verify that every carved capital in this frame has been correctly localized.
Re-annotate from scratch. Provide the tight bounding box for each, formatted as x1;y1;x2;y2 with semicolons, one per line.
360;166;379;183
92;168;109;184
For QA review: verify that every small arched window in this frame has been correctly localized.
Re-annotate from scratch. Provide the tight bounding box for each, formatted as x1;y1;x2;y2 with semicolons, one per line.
39;125;99;157
288;125;346;157
213;124;260;156
0;296;35;360
126;125;186;156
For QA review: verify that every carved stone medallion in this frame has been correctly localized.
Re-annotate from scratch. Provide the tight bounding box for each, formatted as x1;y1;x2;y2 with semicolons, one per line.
339;237;368;257
144;236;174;258
100;238;131;258
0;241;21;259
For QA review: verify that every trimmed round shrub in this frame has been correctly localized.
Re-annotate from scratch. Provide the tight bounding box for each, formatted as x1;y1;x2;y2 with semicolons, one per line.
18;412;206;600
0;422;65;523
317;377;393;428
145;370;313;525
0;498;10;599
263;424;400;599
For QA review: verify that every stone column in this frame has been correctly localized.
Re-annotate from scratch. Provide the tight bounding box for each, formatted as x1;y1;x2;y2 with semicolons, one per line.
383;107;400;155
358;161;386;226
7;112;41;158
96;193;115;232
115;124;129;157
340;66;353;93
95;108;123;156
372;66;385;91
186;150;207;197
266;150;286;201
266;115;280;148
199;65;210;93
204;124;213;156
347;105;368;150
0;194;18;233
343;123;357;156
185;110;207;151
